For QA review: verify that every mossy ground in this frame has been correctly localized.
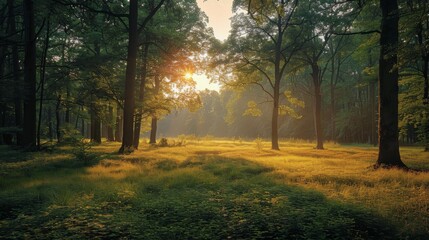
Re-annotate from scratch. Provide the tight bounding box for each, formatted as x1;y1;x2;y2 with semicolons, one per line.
1;138;428;239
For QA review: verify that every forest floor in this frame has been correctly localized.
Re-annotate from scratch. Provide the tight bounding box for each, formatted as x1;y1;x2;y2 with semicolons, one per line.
0;138;428;239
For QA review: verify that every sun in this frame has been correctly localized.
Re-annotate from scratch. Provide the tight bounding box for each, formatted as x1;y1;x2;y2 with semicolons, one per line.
184;72;193;79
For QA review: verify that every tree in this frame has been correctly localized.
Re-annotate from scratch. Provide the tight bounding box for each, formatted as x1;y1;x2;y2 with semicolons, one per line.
22;0;37;149
375;0;406;168
119;0;165;153
225;0;300;150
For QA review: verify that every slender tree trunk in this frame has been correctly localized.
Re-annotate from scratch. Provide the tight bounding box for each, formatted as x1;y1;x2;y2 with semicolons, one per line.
0;45;5;145
37;16;50;149
55;95;62;142
312;63;324;149
90;104;101;144
119;0;138;153
8;0;22;145
369;78;377;145
65;86;70;123
271;19;283;151
115;104;123;142
22;0;37;149
149;75;161;144
376;0;406;168
107;105;115;141
81;118;85;137
330;56;336;141
149;117;158;144
47;106;53;141
421;55;428;151
271;87;280;150
133;41;150;149
0;42;5;145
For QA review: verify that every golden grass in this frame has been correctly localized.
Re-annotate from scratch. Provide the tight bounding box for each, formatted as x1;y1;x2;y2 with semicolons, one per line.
1;139;428;236
117;138;429;235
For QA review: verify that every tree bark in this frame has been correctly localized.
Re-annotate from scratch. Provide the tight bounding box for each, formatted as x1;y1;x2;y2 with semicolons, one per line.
376;0;406;168
37;16;50;149
133;41;150;149
271;17;283;151
55;96;62;142
119;0;138;153
312;62;324;149
47;106;53;141
329;55;336;141
369;78;377;145
22;0;37;149
90;103;101;144
107;105;115;141
149;74;161;144
149;117;158;144
8;0;22;145
115;104;122;142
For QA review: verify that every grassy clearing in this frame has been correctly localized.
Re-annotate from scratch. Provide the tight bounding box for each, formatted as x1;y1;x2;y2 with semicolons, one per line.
0;139;428;239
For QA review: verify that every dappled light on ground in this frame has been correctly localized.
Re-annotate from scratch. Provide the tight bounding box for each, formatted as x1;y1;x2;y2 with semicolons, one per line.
1;140;428;239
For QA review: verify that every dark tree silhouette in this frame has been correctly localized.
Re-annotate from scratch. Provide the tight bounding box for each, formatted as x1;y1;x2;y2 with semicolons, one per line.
376;0;407;168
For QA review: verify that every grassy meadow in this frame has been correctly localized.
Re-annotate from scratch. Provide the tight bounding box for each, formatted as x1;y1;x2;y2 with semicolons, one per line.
1;138;428;239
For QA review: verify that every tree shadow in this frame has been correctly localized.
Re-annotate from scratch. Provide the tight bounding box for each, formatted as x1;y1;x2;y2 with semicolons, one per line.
1;151;426;239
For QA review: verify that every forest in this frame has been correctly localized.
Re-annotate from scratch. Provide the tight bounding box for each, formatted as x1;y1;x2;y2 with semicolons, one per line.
1;0;429;239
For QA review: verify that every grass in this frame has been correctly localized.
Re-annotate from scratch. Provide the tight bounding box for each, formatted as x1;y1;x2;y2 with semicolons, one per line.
0;139;428;239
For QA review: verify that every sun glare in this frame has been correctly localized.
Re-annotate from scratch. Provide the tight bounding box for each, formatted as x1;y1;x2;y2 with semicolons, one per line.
184;72;193;79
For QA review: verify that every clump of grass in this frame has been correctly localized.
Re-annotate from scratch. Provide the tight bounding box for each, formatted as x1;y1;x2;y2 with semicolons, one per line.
254;137;264;151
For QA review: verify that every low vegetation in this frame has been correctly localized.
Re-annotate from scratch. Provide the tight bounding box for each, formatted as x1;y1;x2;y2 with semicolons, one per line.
1;139;428;239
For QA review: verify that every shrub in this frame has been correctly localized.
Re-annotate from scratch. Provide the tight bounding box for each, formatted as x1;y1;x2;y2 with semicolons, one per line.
71;138;96;162
158;138;169;147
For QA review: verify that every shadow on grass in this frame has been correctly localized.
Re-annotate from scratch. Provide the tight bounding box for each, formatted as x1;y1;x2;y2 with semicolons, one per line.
0;144;112;221
0;153;424;239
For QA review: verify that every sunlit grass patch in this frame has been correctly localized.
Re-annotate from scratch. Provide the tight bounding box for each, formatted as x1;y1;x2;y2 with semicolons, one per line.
1;139;428;239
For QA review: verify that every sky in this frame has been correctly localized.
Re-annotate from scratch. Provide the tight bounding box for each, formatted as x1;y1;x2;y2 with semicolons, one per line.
193;0;233;91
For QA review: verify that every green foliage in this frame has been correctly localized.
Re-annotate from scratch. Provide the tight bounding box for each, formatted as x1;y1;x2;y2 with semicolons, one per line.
71;139;96;163
243;101;262;117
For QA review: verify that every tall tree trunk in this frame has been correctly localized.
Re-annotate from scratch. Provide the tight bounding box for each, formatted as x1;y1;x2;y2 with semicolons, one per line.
149;117;158;144
115;104;123;142
65;86;70;123
369;78;377;145
420;49;428;152
119;0;138;153
47;106;53;141
107;105;115;141
271;87;280;150
55;95;62;142
37;16;50;149
149;75;161;144
312;63;324;149
90;103;101;144
81;118;85;137
329;56;336;141
22;0;37;149
133;41;150;149
376;0;406;168
271;19;283;151
8;0;22;145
